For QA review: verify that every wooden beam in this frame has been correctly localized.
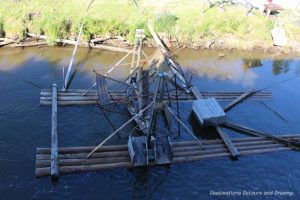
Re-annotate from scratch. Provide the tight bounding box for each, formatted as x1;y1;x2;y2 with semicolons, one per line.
216;126;240;159
190;86;240;159
223;122;300;150
223;89;255;112
163;102;205;149
50;84;59;182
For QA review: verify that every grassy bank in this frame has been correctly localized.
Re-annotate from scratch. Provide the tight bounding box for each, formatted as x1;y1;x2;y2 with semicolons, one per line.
1;0;300;51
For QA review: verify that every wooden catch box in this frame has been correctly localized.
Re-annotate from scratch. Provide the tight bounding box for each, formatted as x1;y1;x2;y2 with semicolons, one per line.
128;136;148;166
193;98;226;127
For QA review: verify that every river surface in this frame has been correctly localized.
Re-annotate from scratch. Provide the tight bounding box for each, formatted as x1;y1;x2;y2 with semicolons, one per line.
0;47;300;200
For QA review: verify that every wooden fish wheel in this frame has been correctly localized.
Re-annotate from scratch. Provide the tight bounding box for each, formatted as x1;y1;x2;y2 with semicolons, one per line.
36;28;300;182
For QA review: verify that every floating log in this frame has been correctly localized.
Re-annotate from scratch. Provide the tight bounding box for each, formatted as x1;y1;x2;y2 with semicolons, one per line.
50;84;59;181
35;134;300;177
39;89;272;106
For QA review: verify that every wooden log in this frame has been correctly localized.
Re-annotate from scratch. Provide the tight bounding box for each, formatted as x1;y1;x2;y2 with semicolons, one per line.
216;126;240;159
0;41;15;47
36;156;130;168
40;89;272;96
224;122;300;149
223;89;255;112
50;84;59;181
37;150;129;160
10;41;47;47
37;144;128;154
90;44;132;53
27;33;132;53
36;162;132;177
35;143;295;177
36;143;286;168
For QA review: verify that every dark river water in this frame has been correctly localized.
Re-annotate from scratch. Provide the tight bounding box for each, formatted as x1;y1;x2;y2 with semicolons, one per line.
0;47;300;200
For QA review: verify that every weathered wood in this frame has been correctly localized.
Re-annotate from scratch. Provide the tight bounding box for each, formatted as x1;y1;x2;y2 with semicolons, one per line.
36;156;130;168
216;126;240;159
35;134;300;171
224;122;300;150
128;136;148;166
0;40;15;47
190;86;239;160
27;33;132;53
163;102;205;149
40;89;272;106
35;144;291;177
50;84;59;181
223;89;255;112
96;74;110;105
147;24;188;90
36;134;300;154
190;86;203;99
10;41;47;47
193;98;226;127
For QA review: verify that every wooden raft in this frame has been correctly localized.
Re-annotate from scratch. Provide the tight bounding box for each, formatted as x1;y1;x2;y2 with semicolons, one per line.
35;134;300;177
39;89;272;106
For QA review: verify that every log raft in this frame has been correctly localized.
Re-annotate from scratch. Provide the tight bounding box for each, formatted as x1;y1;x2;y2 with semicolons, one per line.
39;89;272;106
35;134;300;177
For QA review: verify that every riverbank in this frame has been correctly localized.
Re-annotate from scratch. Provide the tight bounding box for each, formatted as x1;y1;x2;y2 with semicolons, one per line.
1;0;300;54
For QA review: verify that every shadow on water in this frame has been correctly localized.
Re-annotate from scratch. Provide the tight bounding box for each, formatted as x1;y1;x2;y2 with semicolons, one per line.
0;47;300;199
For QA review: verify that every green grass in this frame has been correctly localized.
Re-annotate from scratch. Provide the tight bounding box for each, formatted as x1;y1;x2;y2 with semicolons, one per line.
0;0;299;49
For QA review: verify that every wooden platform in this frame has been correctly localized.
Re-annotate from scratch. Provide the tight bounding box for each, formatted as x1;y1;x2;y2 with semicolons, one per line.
40;89;272;106
35;134;300;178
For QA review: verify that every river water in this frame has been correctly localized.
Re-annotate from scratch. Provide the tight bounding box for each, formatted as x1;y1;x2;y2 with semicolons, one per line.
0;47;300;200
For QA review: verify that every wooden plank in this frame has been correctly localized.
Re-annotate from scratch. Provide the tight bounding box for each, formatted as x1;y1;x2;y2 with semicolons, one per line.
223;89;255;112
190;86;203;99
224;122;300;149
216;126;240;159
190;86;239;159
50;84;59;181
96;74;110;105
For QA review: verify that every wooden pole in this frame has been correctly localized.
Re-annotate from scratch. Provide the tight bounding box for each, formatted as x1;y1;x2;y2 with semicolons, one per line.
51;84;59;182
224;122;300;149
224;89;255;112
87;101;154;158
163;102;205;149
215;126;239;159
63;0;95;91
